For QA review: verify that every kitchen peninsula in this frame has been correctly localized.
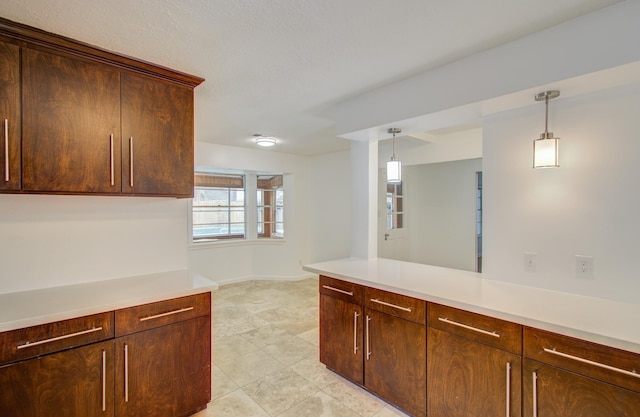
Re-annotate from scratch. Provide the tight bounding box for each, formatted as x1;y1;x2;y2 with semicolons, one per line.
305;257;640;417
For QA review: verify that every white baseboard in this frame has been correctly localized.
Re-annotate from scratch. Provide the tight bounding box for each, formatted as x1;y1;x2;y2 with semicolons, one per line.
214;273;318;287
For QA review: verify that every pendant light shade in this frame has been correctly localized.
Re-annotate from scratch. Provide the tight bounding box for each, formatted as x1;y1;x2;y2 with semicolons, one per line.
387;159;401;183
533;135;559;168
387;128;402;183
533;91;560;168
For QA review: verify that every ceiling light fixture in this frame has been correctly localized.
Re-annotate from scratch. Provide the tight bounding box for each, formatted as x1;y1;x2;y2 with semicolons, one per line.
387;128;402;183
254;134;277;147
533;90;560;168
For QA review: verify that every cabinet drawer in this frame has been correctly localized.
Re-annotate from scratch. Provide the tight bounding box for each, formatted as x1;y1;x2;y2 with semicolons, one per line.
0;312;114;365
365;287;426;325
428;303;522;354
524;327;640;393
115;292;211;337
319;275;364;305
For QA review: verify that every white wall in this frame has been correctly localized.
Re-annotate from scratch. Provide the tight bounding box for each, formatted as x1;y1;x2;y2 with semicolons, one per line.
0;141;352;294
307;150;352;263
190;142;352;284
483;84;640;303
0;194;188;294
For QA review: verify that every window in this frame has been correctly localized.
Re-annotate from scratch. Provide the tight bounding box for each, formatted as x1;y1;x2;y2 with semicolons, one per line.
257;175;284;238
386;182;403;230
193;173;245;240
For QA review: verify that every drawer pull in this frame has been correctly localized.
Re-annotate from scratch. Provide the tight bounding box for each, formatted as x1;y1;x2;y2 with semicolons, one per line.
371;298;412;312
506;362;511;417
438;317;500;338
322;285;353;296
102;350;107;412
109;134;114;186
366;315;372;360
532;371;538;417
543;347;640;379
3;119;8;182
129;137;134;188
353;311;360;355
139;306;194;322
124;344;129;402
16;326;104;349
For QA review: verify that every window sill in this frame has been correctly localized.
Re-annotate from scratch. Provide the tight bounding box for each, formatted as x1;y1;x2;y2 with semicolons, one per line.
189;238;286;250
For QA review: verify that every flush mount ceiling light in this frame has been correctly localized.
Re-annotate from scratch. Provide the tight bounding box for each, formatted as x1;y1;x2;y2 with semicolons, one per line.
387;128;402;183
253;134;277;147
533;90;560;168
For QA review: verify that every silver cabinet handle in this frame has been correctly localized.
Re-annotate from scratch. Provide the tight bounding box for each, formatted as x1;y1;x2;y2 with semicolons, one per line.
353;311;359;354
322;285;353;296
17;326;103;349
366;315;372;360
139;306;194;322
3;119;8;182
371;298;412;312
438;317;500;338
532;371;538;417
124;344;129;402
129;137;134;187
543;347;640;379
102;350;107;412
506;362;511;417
109;134;114;186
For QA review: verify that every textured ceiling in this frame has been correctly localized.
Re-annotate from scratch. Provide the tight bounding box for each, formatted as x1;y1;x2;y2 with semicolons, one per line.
2;0;621;155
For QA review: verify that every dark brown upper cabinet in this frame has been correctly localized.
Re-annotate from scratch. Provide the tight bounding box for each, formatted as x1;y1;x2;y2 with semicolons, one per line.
0;17;203;198
121;74;194;197
0;39;20;191
22;48;122;193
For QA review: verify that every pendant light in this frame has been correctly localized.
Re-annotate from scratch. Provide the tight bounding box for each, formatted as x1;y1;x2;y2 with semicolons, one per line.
387;128;402;183
533;90;560;168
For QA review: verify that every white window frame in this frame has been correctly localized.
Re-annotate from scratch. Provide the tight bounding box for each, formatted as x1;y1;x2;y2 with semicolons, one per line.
190;170;286;246
192;173;246;242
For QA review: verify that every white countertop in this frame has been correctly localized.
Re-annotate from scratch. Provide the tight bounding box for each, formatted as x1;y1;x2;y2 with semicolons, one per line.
0;270;218;332
304;258;640;354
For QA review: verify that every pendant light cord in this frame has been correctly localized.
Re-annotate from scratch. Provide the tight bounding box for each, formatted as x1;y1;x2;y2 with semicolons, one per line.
544;94;549;136
392;131;396;160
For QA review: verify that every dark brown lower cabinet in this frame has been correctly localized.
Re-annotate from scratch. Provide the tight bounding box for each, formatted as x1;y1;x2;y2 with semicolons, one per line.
523;327;640;417
365;308;426;417
115;316;211;417
0;292;211;417
319;276;427;416
427;327;521;417
523;359;640;417
319;275;640;417
0;340;115;417
319;293;364;384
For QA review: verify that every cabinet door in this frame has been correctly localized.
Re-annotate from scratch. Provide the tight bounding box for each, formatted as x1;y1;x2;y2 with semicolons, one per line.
121;73;194;197
115;315;211;417
22;48;121;193
319;293;364;384
0;40;20;191
523;359;640;417
365;308;426;417
428;327;521;417
0;340;115;417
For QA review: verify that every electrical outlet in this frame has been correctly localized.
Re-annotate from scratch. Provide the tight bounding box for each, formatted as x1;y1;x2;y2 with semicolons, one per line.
524;252;537;273
576;255;594;279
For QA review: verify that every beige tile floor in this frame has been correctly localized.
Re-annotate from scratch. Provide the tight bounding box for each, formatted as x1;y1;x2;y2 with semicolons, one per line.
192;278;410;417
